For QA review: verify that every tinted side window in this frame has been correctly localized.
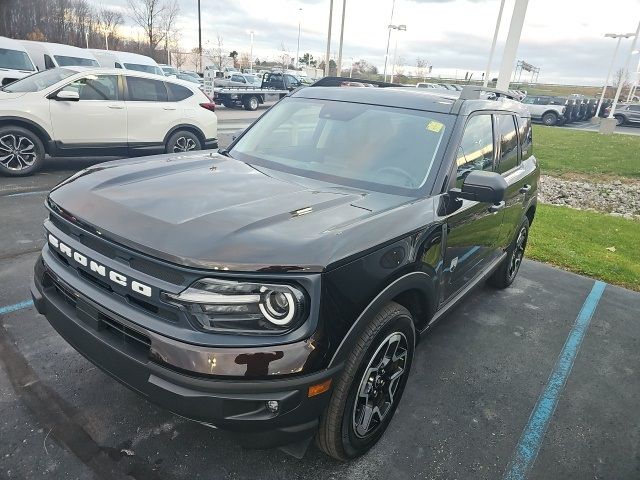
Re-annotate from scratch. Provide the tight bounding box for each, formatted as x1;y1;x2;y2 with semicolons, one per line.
60;74;119;101
231;74;245;83
628;105;640;112
167;82;193;101
44;54;55;69
534;96;550;105
496;114;519;173
521;97;535;105
517;116;533;159
126;76;168;102
456;114;494;187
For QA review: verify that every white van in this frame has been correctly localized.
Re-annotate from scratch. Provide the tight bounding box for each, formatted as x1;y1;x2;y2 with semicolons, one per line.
0;36;37;86
89;49;163;76
18;41;99;71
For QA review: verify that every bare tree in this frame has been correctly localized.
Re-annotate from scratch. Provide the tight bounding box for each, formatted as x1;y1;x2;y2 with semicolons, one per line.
173;50;187;69
210;34;230;70
416;57;429;81
128;0;179;57
100;8;124;49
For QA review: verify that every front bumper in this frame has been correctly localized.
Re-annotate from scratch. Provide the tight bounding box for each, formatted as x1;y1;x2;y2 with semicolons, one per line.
204;137;218;149
32;255;338;448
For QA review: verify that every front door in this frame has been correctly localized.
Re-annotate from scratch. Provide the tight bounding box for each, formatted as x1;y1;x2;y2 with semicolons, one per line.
49;73;126;152
442;113;505;302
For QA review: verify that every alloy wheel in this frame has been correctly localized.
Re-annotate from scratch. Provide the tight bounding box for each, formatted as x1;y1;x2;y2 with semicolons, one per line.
250;97;258;110
0;134;37;171
172;136;197;152
352;332;408;439
508;226;528;280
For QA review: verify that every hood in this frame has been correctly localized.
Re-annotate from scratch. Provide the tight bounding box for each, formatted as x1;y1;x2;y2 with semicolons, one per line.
49;153;433;272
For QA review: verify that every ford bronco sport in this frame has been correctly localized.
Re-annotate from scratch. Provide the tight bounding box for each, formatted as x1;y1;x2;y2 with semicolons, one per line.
31;77;539;460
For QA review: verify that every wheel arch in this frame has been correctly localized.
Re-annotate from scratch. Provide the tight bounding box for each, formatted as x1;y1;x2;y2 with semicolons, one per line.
0;117;52;153
163;123;207;147
327;272;436;369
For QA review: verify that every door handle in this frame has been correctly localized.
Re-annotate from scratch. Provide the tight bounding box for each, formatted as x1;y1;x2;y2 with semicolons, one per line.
519;184;531;194
107;104;124;109
489;201;505;213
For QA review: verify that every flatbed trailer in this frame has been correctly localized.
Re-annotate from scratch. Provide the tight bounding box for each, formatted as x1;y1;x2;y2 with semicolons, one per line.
211;85;290;111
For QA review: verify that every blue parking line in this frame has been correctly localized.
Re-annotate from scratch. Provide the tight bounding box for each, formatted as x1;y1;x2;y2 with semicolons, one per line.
503;280;607;480
0;300;34;315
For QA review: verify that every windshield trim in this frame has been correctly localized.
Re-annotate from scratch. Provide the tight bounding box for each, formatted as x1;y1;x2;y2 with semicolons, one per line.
229;97;455;197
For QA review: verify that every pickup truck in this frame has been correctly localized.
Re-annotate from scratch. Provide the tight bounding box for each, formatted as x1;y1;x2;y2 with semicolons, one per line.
211;72;307;110
32;78;538;461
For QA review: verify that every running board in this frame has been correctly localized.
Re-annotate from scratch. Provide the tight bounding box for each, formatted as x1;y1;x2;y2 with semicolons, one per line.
421;252;507;333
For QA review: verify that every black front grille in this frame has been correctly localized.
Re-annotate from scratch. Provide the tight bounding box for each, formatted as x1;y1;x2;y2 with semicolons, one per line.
98;313;152;352
129;257;184;285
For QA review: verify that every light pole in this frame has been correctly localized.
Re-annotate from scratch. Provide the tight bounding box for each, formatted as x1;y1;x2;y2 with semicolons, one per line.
197;0;202;73
625;50;640;102
249;30;255;73
296;8;302;69
483;0;506;87
608;20;640;119
325;0;334;76
389;24;406;84
336;0;347;75
496;0;529;92
595;33;635;119
383;0;396;82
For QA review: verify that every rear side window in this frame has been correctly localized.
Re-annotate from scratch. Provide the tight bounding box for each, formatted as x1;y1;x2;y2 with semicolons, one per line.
628;105;640;112
126;76;168;102
44;54;55;69
496;114;519;173
456;114;494;187
167;82;193;101
517;116;533;159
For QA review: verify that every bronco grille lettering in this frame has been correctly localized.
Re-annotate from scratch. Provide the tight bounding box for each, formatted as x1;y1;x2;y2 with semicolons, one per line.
47;233;152;297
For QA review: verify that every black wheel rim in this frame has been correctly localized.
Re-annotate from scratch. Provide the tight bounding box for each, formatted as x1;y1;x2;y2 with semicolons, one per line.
172;136;197;152
352;332;408;439
508;226;528;280
0;134;36;171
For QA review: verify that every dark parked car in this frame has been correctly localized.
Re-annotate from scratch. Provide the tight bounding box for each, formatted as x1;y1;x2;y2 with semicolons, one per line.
607;103;640;125
31;79;539;460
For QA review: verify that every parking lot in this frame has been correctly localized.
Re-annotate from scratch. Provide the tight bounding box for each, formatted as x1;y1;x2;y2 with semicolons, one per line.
1;110;639;479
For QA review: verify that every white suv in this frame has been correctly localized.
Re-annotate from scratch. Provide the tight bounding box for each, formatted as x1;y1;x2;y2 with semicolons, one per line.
0;67;217;176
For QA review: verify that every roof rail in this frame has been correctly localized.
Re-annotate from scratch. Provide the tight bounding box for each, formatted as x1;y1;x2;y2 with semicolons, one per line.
310;76;405;88
459;85;519;101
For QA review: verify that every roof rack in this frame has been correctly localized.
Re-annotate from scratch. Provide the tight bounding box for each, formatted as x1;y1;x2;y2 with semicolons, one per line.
310;76;405;88
459;85;519;101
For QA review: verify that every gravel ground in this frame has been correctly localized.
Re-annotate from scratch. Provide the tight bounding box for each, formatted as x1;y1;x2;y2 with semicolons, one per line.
539;175;640;220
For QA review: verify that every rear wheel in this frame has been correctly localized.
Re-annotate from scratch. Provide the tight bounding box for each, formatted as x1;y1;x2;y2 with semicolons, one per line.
165;130;202;153
0;126;45;177
488;216;530;289
243;95;259;111
541;112;559;126
316;302;415;461
614;114;626;126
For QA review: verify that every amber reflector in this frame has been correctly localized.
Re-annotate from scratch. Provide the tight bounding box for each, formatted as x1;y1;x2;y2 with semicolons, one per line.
308;378;332;397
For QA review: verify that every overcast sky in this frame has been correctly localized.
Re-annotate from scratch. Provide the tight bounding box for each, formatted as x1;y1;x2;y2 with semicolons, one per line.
95;0;640;85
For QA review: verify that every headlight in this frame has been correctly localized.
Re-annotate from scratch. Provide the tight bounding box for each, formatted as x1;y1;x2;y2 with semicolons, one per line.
163;278;306;334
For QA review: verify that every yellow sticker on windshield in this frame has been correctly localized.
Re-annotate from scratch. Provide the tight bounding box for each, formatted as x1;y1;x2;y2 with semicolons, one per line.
426;121;444;133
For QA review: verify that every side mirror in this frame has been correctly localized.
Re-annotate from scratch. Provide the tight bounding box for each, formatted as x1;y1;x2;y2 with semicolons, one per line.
450;170;507;204
55;90;80;101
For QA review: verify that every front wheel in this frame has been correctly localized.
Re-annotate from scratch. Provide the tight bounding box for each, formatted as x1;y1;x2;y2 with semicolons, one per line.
165;130;202;153
488;216;530;289
243;95;259;111
614;114;626;126
541;112;559;126
0;126;45;177
316;302;415;461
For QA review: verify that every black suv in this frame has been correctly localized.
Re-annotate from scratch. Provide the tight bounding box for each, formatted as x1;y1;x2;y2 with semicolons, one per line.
31;78;539;461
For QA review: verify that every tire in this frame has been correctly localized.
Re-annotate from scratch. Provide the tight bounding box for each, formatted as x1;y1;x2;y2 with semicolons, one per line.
614;114;626;126
165;130;202;154
488;216;530;289
541;112;559;126
316;302;415;461
0;126;45;177
243;95;259;111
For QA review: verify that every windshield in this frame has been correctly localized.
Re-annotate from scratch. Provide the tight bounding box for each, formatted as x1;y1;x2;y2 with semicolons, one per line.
177;74;200;83
54;55;99;67
124;63;163;75
2;68;75;92
231;97;453;196
244;75;259;84
162;66;178;75
0;48;35;71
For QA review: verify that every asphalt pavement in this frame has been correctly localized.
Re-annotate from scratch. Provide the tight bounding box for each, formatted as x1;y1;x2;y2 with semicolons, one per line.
1;108;639;479
561;118;640;136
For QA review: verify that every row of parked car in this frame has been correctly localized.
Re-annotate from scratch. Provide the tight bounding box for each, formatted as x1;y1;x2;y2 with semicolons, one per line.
521;95;605;126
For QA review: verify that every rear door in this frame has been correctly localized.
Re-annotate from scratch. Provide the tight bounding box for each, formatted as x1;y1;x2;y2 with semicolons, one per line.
627;105;640;122
49;73;126;152
124;75;179;149
442;113;505;302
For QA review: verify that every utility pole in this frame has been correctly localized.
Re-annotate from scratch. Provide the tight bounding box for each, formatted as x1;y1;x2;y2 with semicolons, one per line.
324;0;334;77
296;9;302;69
336;0;347;75
496;0;529;91
383;0;396;82
483;0;506;87
197;0;202;73
249;30;254;74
